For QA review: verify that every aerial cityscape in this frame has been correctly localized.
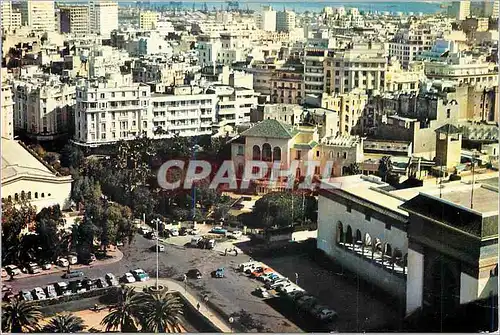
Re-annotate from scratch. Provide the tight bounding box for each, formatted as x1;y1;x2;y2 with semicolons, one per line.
0;0;498;333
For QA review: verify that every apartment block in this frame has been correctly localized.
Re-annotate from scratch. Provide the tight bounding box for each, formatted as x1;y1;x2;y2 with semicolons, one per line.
197;34;222;66
251;104;303;125
324;43;387;94
276;10;296;32
388;23;437;68
132;56;186;86
303;48;328;96
74;74;151;146
21;0;55;32
206;85;257;126
385;60;425;93
90;0;118;38
1;70;14;140
59;5;89;36
449;1;471;20
12;75;76;140
139;10;159;30
270;66;303;104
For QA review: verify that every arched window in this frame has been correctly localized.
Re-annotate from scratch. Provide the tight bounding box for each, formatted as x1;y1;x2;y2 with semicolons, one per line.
252;145;261;160
329;151;333;159
27;192;32;199
21;191;25;200
364;233;372;247
41;193;45;198
346;225;353;245
355;229;362;244
35;192;38;199
272;147;281;161
262;143;272;162
296;168;301;178
336;221;343;244
14;193;19;201
384;243;392;258
8;195;12;202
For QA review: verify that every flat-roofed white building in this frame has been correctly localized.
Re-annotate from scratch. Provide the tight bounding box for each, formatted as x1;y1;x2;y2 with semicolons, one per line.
1;137;73;211
206;84;257;126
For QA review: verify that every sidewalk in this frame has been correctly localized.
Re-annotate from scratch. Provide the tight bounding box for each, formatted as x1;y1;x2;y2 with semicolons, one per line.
131;279;232;333
11;248;124;280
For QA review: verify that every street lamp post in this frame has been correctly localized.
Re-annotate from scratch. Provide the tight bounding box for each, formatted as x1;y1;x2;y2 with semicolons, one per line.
155;218;159;290
228;317;234;332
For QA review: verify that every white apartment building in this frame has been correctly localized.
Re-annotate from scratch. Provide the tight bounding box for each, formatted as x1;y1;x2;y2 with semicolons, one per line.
132;57;187;86
12;75;76;140
217;33;251;66
206;85;257;126
88;45;131;78
448;0;471;20
139;10;158;30
21;0;55;32
324;43;388;94
1;0;13;32
2;73;15;139
59;5;89;36
424;53;498;87
73;73;151;146
276;10;296;32
257;6;277;32
385;60;425;93
90;0;118;38
125;31;173;56
388;23;438;68
150;86;218;138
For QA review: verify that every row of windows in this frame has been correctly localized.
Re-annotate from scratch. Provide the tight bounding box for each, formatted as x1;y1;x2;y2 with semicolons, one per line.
78;90;148;99
3;191;51;203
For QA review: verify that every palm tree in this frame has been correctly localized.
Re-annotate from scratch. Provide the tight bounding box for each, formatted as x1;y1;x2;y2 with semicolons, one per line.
42;313;86;333
138;291;184;333
2;298;43;333
101;286;142;332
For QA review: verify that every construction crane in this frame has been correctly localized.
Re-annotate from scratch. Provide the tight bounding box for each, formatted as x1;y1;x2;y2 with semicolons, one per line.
226;1;239;11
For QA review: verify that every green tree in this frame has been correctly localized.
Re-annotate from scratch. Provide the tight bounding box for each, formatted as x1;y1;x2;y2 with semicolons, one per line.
60;144;84;169
378;156;393;182
345;163;361;176
1;298;42;333
42;313;86;333
138;291;183;333
101;286;142;332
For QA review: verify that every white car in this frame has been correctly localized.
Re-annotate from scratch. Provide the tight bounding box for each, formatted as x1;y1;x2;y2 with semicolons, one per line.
67;255;78;265
57;258;69;267
282;284;304;294
170;228;179;236
229;230;243;239
255;287;270;298
41;263;52;270
121;273;136;283
189;228;200;235
5;265;22;276
31;287;47;300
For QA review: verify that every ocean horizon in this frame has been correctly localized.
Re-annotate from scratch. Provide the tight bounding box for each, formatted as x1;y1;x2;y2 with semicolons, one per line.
120;1;445;14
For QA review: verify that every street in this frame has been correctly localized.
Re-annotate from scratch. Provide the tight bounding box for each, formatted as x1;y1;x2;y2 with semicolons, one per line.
8;234;302;332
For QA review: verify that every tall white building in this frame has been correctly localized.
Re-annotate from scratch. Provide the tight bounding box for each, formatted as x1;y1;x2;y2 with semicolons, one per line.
197;34;222;66
74;73;151;146
1;71;14;140
21;0;55;32
1;0;13;32
258;6;277;32
206;85;257;126
449;1;471;20
12;75;76;140
89;0;118;38
276;10;296;32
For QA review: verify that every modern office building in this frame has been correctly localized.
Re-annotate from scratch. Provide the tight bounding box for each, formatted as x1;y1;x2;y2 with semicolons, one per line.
59;5;89;36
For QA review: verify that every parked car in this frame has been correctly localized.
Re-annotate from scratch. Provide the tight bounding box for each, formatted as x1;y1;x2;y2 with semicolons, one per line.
131;269;149;282
56;258;69;267
282;284;304;294
31;287;47;300
19;290;33;301
260;273;280;283
105;273;119;286
149;245;165;252
121;273;136;283
266;278;290;290
145;231;158;240
198;238;216;250
82;278;98;291
69;280;86;293
228;230;243;239
250;267;273;278
95;277;109;289
210;226;227;234
254;287;270;298
186;269;202;279
214;267;225;278
3;291;15;301
2;284;12;292
179;227;188;236
78;253;96;265
116;241;124;247
139;227;151;235
170;228;179;236
45;285;58;299
275;281;295;292
41;263;52;270
5;265;22;276
62;270;84;279
55;282;72;296
189;228;200;235
27;262;41;274
1;268;8;278
240;262;261;273
67;255;78;265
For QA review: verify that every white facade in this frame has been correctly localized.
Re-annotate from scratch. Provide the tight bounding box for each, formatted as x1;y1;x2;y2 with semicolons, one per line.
1;80;14;140
151;89;218;137
1;0;12;31
1;137;73;211
90;0;118;38
258;6;277;32
197;35;222;66
88;45;131;78
74;74;151;146
206;85;257;126
388;24;437;68
449;1;471;20
21;0;55;32
12;75;76;140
